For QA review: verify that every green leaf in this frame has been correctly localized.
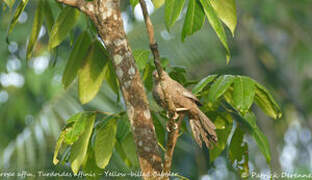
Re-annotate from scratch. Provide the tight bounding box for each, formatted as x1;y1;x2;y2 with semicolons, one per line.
95;118;117;169
209;113;233;162
228;127;249;178
69;113;95;175
3;0;15;8
26;0;43;60
78;41;109;104
121;133;139;168
254;82;282;119
232;76;256;113
42;0;54;35
243;112;271;164
7;0;30;38
152;0;165;8
116;115;131;141
48;6;80;50
62;31;92;89
104;61;120;96
165;0;186;30
192;74;218;95
199;0;231;63
133;49;150;71
64;112;93;145
181;0;205;41
143;62;154;91
210;0;237;36
151;112;165;146
130;0;139;8
53;130;67;165
208;75;235;104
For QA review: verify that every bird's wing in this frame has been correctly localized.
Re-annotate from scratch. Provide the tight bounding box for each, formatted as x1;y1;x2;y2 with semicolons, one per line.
182;90;202;106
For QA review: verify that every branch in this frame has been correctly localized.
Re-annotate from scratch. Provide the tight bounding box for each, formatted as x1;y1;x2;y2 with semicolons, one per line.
163;114;184;174
138;0;182;177
56;0;164;178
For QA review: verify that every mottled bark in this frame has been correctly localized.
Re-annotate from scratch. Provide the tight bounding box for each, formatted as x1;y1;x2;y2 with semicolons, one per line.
56;0;163;178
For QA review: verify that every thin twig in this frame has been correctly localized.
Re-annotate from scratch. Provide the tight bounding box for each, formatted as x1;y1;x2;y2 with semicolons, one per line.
138;0;176;116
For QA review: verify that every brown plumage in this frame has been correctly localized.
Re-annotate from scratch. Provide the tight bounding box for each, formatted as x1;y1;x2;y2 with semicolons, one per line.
152;71;217;148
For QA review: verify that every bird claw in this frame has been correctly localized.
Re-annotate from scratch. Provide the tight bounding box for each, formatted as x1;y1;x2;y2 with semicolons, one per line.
166;122;178;132
166;111;179;120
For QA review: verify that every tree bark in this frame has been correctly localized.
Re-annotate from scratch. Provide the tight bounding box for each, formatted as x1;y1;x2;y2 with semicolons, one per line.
56;0;163;178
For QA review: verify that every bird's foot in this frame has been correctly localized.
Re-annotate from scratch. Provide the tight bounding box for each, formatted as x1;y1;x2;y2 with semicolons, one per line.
166;122;178;132
166;111;179;120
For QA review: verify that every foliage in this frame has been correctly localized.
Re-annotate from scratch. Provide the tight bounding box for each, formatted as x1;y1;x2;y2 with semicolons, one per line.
0;0;291;179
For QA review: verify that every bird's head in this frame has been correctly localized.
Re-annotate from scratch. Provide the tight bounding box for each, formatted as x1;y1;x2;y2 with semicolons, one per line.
152;70;160;80
152;70;169;82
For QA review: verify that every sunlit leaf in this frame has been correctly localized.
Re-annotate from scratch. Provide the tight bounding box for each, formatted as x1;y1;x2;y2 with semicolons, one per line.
228;127;249;178
62;31;92;89
133;49;150;71
243;112;271;164
7;0;30;39
69;113;95;175
95;117;117;169
26;0;43;60
182;0;205;41
64;112;93;145
232;76;256;114
209;113;233;162
43;0;54;35
208;75;235;104
165;0;185;30
48;6;80;50
53;130;67;165
254;82;282;119
192;74;218;95
78;41;109;104
199;0;231;63
210;0;237;36
152;0;165;8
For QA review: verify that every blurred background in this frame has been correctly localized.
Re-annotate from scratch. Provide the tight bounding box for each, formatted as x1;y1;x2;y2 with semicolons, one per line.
0;0;312;179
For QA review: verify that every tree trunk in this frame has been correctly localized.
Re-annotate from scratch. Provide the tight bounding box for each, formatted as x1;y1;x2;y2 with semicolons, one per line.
57;0;163;178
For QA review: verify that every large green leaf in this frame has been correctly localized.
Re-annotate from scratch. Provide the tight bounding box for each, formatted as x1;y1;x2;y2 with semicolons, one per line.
69;113;95;175
7;0;30;38
48;6;80;50
104;61;120;96
121;133;139;168
181;0;205;41
228;127;249;178
42;0;54;35
62;31;92;89
210;0;237;36
199;0;230;63
254;82;282;119
152;0;165;8
165;0;186;30
243;112;271;164
53;130;67;165
192;74;217;95
26;0;43;60
95;118;117;169
232;76;256;114
151;111;165;146
208;75;235;104
78;41;109;104
64;112;93;145
133;49;150;71
209;113;233;162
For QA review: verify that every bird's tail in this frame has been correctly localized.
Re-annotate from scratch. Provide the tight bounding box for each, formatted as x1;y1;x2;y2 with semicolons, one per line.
190;109;217;149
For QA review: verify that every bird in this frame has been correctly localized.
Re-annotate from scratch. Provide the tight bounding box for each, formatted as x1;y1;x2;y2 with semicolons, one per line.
152;70;218;148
